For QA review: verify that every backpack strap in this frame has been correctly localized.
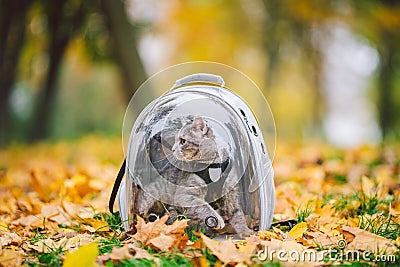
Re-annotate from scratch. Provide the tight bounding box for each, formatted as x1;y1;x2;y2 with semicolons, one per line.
109;159;126;214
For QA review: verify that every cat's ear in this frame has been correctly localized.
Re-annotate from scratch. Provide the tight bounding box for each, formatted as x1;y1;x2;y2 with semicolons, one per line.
193;116;208;135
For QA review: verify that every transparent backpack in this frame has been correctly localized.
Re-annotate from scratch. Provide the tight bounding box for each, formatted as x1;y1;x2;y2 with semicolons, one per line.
109;70;275;237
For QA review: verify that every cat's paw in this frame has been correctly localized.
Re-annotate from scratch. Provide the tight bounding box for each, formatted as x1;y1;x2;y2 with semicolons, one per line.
205;214;225;229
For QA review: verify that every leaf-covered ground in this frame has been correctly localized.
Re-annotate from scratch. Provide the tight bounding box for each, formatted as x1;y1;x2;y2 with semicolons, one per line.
0;136;399;266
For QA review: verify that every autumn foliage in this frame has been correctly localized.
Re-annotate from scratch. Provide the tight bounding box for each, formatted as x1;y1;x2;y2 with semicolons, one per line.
0;136;399;266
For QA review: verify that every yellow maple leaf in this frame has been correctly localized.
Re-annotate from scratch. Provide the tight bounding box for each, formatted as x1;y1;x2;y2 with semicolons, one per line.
86;219;110;232
71;173;92;198
288;222;308;239
63;243;99;267
132;215;188;247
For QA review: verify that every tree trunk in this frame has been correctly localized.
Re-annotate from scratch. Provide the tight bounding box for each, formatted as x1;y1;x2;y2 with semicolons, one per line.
101;0;147;101
303;29;324;137
0;0;31;146
262;0;282;89
31;0;86;141
377;31;395;138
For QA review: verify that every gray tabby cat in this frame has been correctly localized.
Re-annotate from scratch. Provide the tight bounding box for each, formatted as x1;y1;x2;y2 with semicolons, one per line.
137;116;253;237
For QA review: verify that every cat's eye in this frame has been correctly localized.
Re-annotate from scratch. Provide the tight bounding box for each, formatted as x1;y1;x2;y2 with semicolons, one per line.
180;138;186;145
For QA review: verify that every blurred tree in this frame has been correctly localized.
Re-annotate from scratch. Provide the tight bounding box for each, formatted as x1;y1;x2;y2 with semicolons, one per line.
0;0;147;145
161;0;257;65
262;0;336;137
349;0;400;137
31;0;88;140
101;0;146;101
0;0;32;145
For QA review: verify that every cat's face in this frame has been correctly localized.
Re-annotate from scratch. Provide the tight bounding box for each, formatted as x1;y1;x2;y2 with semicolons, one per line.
172;117;217;163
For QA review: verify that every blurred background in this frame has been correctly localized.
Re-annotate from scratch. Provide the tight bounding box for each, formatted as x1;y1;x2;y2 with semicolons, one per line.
1;0;399;148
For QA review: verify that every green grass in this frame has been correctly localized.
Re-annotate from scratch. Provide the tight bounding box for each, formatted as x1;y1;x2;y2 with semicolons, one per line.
25;230;65;267
110;254;192;267
333;174;348;184
30;229;49;243
24;246;64;267
359;214;400;240
94;212;124;232
185;225;206;242
322;193;334;207
296;202;313;222
98;237;123;254
36;248;64;267
112;258;155;267
204;247;218;266
330;190;394;217
321;186;399;242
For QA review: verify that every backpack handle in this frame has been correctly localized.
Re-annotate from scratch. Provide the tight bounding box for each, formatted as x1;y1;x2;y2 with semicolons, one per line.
170;73;225;92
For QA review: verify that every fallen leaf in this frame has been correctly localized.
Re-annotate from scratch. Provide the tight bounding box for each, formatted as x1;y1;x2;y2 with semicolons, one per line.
132;215;169;245
165;219;189;235
340;226;397;254
0;249;23;267
65;234;96;251
257;230;280;241
63;242;99;267
97;246;132;262
0;232;22;246
132;215;187;249
260;239;313;264
361;176;377;198
81;224;96;233
307;231;339;247
201;234;253;264
273;227;293;240
0;221;8;231
85;219;109;232
329;229;341;237
288;222;308;239
127;244;155;260
28;237;67;253
30;170;53;202
237;236;260;253
12;215;42;228
70;173;92;198
298;237;317;248
150;233;175;251
62;201;93;219
304;214;320;229
191;255;211;267
41;205;71;225
319;222;339;234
